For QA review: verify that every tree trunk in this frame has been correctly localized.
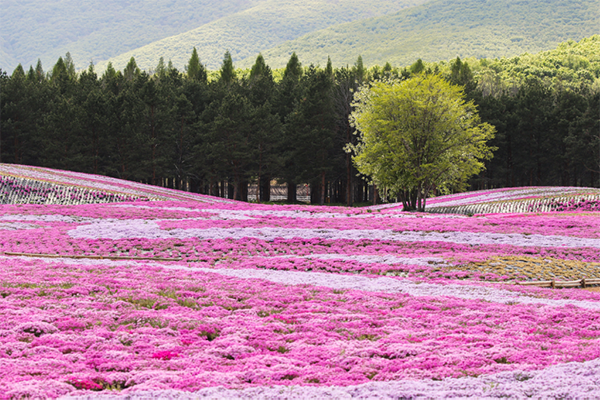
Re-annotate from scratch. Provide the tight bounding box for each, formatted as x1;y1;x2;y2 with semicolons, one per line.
346;155;353;206
260;176;271;202
150;104;156;186
320;171;326;205
372;184;378;205
238;180;248;202
228;181;234;199
287;182;297;202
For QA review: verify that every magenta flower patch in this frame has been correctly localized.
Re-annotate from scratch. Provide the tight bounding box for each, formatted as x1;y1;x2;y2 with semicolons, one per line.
0;164;600;398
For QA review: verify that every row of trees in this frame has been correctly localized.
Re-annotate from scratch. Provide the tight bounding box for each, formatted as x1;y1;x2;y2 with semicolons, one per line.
1;42;599;205
1;51;370;204
473;79;599;189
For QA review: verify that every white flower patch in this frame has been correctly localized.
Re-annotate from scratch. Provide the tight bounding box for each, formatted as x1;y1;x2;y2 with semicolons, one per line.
69;222;600;249
110;204;465;220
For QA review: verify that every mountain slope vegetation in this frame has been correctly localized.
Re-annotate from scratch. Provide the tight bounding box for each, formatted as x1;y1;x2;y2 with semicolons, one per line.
0;0;269;72
97;0;425;72
244;0;599;68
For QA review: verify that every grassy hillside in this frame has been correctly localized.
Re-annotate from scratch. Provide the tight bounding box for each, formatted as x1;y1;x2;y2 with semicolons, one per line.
0;0;268;72
97;0;426;72
244;0;599;69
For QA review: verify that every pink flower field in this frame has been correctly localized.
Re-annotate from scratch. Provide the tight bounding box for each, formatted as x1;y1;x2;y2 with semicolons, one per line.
1;165;600;399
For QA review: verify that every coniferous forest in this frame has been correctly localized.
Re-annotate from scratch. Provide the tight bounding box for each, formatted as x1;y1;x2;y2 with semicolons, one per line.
1;36;599;205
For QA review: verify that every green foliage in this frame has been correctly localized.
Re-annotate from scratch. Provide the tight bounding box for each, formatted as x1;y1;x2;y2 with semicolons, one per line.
219;52;237;84
1;37;598;208
253;0;599;69
469;35;600;93
250;54;269;81
186;48;207;83
349;74;495;210
6;0;596;78
95;0;424;72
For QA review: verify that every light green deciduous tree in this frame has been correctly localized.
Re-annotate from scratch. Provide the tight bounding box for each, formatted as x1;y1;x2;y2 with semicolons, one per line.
349;74;495;211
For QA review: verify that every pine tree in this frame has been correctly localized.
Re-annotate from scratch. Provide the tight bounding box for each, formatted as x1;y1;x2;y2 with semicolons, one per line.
250;54;268;81
187;47;207;83
4;65;31;164
26;66;36;81
51;57;69;85
325;56;333;77
283;52;302;80
35;59;45;82
123;57;140;81
155;57;167;78
277;52;304;202
219;51;236;84
354;55;365;84
248;53;281;202
410;59;425;75
64;52;77;79
295;66;336;205
103;62;118;81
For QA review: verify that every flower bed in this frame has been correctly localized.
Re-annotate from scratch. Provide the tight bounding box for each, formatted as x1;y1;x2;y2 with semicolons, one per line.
0;165;599;398
374;187;600;215
0;164;234;204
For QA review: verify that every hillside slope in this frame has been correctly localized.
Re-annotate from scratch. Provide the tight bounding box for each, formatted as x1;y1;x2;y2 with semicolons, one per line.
244;0;600;68
0;163;234;204
97;0;426;72
0;0;268;72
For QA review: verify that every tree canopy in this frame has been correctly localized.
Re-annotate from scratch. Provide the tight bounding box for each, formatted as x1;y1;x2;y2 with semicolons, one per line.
349;74;495;211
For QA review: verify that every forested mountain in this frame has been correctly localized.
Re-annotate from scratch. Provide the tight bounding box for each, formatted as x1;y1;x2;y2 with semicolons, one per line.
247;0;600;69
0;0;269;72
1;0;426;73
468;35;600;95
7;0;597;74
96;0;425;72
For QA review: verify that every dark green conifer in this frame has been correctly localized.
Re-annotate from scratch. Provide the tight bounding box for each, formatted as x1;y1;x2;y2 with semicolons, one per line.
187;47;207;83
219;51;236;84
155;57;166;78
410;59;425;75
283;52;302;80
123;57;140;81
64;52;76;79
250;54;268;81
12;64;25;79
354;55;365;84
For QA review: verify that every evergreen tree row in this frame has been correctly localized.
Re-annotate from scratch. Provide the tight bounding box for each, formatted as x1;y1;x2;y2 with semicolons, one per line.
1;43;598;206
1;51;370;205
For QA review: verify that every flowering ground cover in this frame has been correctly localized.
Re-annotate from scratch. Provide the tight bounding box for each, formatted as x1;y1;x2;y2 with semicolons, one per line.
0;164;234;204
373;186;600;215
1;164;600;398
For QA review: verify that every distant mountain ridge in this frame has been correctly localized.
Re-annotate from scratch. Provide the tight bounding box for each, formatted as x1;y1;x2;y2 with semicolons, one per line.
0;0;270;72
96;0;424;72
1;0;598;73
242;0;600;69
